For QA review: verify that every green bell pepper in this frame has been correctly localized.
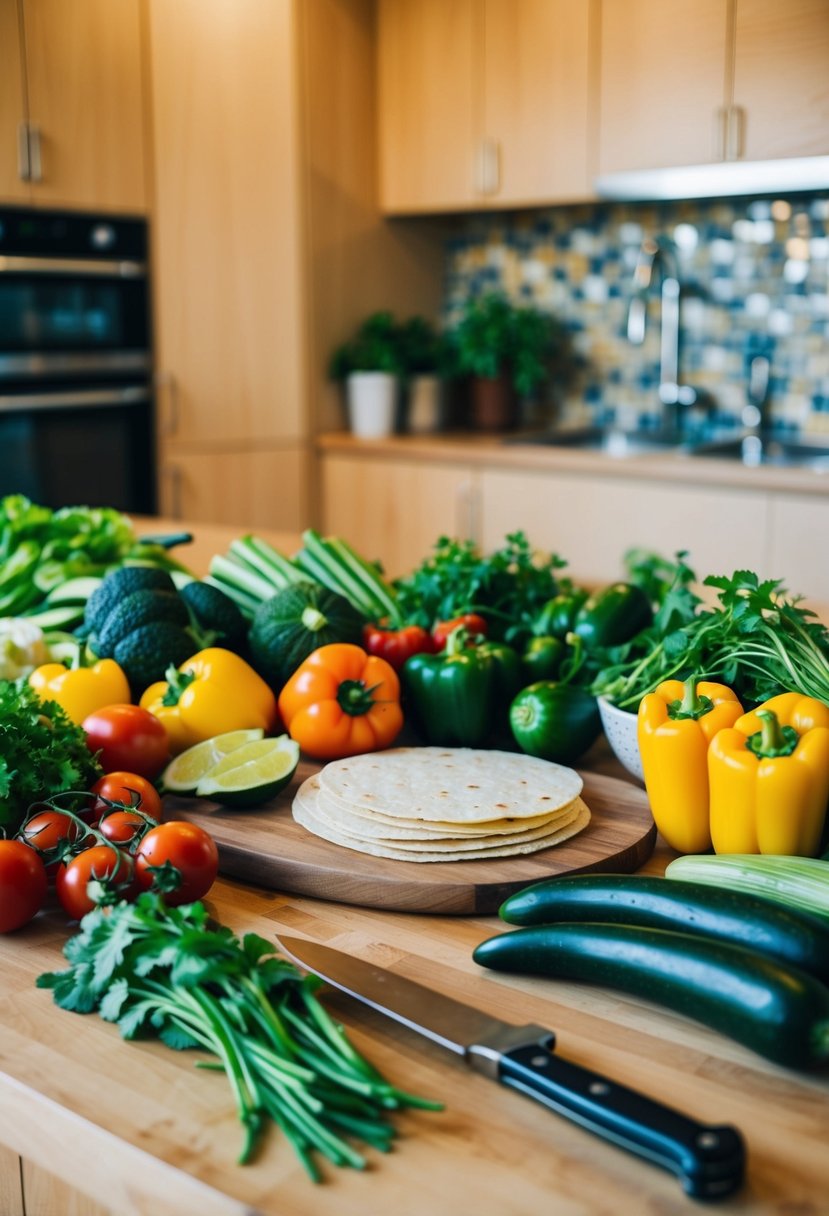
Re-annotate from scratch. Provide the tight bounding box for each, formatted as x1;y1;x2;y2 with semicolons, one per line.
510;680;602;765
521;636;565;682
533;591;589;640
572;582;653;649
402;627;495;747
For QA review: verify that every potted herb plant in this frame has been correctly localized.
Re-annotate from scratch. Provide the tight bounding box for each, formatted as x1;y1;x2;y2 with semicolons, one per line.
446;293;563;431
398;316;450;433
329;312;404;438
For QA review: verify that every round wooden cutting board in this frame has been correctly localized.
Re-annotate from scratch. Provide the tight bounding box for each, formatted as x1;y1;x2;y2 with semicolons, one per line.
166;760;657;915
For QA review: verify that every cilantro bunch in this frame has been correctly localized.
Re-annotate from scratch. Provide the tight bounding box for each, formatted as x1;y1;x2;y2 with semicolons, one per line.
593;566;829;711
393;531;569;643
0;681;102;833
38;895;441;1179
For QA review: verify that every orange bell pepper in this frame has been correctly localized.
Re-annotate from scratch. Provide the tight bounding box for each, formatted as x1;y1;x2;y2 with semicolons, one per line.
637;677;743;854
278;642;403;760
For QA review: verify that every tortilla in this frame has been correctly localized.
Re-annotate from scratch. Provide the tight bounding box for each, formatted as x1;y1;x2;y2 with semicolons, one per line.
293;795;591;863
315;747;583;823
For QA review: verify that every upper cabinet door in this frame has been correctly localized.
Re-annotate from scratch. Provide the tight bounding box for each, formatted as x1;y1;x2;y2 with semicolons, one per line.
0;0;30;204
598;0;729;174
732;0;829;161
378;0;479;212
22;0;147;212
483;0;593;205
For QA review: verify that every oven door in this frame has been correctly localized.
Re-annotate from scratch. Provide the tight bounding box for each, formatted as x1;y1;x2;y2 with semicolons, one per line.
0;381;156;514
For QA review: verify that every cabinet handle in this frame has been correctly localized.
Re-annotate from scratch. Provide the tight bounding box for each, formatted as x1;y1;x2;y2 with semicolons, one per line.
726;106;745;161
156;370;180;436
28;124;42;182
17;122;30;181
713;107;728;161
476;138;500;197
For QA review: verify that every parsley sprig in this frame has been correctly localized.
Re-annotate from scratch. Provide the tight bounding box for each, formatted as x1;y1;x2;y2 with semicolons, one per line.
37;895;441;1179
593;567;829;710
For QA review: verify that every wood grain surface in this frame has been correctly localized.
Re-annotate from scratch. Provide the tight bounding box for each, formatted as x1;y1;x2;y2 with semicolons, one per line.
165;763;656;914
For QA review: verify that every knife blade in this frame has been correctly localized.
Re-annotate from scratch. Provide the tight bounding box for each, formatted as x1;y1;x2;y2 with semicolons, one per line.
277;934;746;1202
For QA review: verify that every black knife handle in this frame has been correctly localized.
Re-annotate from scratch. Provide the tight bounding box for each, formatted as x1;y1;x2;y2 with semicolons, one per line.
498;1040;745;1201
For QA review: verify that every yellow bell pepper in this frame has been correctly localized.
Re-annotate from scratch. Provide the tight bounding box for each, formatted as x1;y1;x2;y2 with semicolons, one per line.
638;677;743;854
709;698;829;857
28;658;131;725
140;646;279;755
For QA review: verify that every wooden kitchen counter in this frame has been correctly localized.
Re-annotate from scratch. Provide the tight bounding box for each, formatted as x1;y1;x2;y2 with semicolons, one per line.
1;518;827;1215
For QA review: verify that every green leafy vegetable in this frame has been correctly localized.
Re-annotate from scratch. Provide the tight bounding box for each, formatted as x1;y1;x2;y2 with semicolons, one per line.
593;565;829;710
393;531;569;644
0;681;102;834
37;895;441;1179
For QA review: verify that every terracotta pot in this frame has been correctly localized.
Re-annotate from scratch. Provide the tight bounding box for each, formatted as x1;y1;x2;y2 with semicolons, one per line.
471;374;517;432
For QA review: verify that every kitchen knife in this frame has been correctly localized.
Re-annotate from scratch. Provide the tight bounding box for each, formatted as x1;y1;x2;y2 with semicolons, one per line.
277;934;746;1202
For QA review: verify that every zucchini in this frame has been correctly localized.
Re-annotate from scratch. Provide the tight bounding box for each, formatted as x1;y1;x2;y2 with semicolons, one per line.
665;854;829;923
498;874;829;982
23;604;84;631
45;576;103;605
473;922;829;1070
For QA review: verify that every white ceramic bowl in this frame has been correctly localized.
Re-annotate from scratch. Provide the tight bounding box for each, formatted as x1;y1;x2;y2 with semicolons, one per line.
597;696;644;782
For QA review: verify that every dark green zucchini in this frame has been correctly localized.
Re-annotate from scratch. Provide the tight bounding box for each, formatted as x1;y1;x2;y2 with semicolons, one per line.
498;874;829;982
473;923;829;1071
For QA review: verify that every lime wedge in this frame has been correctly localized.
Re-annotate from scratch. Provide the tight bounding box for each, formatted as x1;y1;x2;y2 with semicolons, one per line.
161;728;266;794
195;735;301;807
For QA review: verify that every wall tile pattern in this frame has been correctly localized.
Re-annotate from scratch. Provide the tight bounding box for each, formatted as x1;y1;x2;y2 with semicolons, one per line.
443;195;829;438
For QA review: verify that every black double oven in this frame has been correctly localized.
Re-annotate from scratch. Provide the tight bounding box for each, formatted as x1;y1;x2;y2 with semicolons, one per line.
0;207;156;514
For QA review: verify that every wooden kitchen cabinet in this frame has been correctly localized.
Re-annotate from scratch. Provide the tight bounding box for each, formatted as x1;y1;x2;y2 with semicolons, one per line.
377;0;594;213
160;446;309;534
767;492;829;604
320;452;478;576
0;0;147;212
598;0;829;175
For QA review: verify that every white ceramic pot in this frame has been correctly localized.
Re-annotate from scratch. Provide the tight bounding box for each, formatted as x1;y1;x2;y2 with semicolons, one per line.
346;372;398;438
407;374;443;433
597;696;644;782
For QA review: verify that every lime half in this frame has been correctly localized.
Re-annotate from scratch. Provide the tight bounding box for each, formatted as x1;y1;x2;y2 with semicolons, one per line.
161;728;266;795
196;735;301;807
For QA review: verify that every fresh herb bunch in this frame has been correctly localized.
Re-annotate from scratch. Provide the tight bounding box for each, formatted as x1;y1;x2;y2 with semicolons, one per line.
393;531;569;644
0;494;190;614
0;681;102;833
37;894;442;1179
593;567;829;710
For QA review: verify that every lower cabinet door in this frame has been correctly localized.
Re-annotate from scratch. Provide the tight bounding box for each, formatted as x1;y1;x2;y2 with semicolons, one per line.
160;446;309;532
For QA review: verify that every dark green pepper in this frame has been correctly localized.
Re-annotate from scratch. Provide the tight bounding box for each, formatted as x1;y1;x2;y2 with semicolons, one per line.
478;638;523;741
510;681;602;765
573;581;653;648
521;636;565;682
402;627;495;747
533;591;589;640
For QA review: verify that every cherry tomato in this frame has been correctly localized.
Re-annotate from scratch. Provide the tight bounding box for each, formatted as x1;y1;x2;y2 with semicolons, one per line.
91;771;163;822
135;821;219;906
99;810;148;845
55;845;136;921
82;705;169;779
19;809;91;855
0;840;49;933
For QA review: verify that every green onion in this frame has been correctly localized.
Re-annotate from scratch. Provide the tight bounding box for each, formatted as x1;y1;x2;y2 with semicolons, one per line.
665;854;829;922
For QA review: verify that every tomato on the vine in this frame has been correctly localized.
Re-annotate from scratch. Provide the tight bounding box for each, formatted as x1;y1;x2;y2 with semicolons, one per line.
135;821;219;906
19;809;91;856
0;840;48;933
55;845;136;921
82;705;169;780
91;771;163;823
99;810;148;845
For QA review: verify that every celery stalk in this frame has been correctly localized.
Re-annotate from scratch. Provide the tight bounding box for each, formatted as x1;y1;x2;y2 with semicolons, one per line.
665;854;829;922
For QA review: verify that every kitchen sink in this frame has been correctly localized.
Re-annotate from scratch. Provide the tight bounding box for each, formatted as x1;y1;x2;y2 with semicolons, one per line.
689;435;829;472
507;425;689;458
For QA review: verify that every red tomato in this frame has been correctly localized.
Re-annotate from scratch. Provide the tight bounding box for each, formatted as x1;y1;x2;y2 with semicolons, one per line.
19;809;91;855
0;840;49;932
82;705;169;779
135;821;219;906
99;810;148;845
91;771;163;822
55;845;136;921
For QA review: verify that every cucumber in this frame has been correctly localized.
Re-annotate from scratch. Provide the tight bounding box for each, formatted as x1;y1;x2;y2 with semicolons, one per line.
498;874;829;982
46;576;103;605
473;922;829;1070
23;604;84;631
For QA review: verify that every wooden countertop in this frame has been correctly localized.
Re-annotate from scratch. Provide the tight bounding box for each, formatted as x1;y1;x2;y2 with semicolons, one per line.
2;519;827;1214
316;430;829;499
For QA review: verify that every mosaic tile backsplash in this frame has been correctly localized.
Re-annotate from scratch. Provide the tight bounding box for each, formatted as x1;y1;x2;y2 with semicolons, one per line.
442;195;829;438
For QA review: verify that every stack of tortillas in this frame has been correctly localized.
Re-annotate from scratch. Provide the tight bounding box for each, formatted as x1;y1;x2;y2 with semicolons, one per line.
292;747;590;863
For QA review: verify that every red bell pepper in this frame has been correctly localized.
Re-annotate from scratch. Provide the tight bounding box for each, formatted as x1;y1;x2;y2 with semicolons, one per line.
362;621;436;671
432;613;488;650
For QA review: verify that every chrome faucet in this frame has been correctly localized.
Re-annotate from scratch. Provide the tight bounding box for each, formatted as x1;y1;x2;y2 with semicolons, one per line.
627;236;697;431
